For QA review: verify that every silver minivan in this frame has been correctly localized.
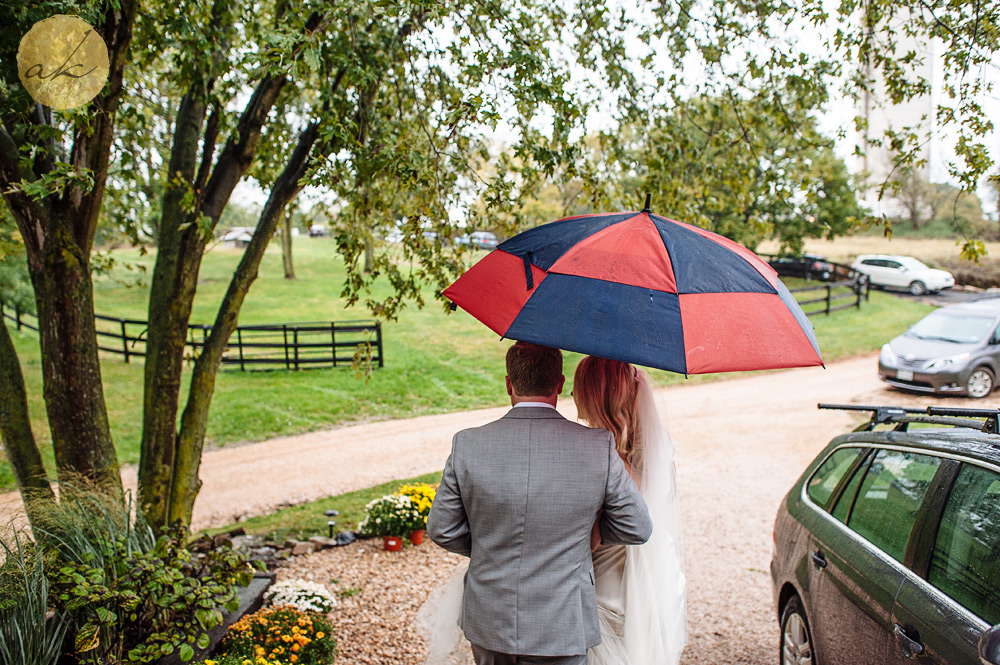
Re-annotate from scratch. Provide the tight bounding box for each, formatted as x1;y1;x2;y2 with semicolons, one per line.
879;298;1000;398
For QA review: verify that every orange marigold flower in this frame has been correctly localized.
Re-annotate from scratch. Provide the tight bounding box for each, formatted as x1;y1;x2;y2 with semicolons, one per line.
316;632;325;639
291;644;300;652
290;657;298;663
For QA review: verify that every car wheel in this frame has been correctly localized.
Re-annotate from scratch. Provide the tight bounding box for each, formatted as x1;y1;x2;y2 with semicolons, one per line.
967;367;995;399
908;281;927;296
780;595;815;665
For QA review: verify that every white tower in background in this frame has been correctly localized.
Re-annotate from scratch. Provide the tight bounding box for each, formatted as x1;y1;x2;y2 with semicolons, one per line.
854;23;937;218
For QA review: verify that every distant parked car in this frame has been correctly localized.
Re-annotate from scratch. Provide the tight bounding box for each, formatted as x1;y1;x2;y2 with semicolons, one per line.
770;253;835;281
772;403;1000;665
309;224;327;237
470;231;498;250
879;297;1000;398
852;254;954;295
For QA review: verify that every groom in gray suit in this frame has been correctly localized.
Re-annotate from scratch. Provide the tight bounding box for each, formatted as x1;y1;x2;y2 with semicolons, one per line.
427;341;653;664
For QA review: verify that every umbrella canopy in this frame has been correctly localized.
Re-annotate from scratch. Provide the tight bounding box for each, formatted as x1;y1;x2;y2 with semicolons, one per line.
443;208;823;374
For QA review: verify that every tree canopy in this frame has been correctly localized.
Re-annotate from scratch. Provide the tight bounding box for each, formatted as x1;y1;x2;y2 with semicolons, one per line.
0;0;996;532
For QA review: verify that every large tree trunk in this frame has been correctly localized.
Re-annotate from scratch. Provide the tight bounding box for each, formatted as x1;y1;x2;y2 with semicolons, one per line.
0;318;55;528
29;235;121;492
0;0;137;501
282;207;295;279
139;67;292;529
167;123;319;526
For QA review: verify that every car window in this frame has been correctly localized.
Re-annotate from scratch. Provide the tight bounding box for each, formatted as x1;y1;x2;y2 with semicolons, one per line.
847;449;941;562
928;463;1000;624
885;261;902;270
907;311;995;344
831;451;871;523
861;259;880;267
807;447;864;509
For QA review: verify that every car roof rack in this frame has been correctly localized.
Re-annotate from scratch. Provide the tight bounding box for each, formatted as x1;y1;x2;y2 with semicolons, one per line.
818;403;1000;434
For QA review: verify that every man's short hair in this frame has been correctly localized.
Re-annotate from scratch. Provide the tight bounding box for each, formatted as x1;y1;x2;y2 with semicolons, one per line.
506;341;563;397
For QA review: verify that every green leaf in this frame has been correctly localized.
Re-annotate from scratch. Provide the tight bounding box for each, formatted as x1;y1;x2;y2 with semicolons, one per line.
96;607;117;624
196;633;210;649
75;623;100;652
179;644;194;662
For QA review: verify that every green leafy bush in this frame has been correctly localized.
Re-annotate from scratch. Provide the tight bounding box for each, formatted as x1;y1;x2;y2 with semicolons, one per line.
50;525;254;664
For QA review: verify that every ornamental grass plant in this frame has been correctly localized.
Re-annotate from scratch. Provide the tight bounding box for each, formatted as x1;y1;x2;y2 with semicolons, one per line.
0;530;69;665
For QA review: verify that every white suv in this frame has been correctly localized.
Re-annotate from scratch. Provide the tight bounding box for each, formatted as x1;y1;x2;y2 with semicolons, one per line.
851;254;955;295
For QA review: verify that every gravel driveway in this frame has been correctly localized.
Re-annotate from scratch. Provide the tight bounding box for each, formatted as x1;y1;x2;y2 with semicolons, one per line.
4;354;997;663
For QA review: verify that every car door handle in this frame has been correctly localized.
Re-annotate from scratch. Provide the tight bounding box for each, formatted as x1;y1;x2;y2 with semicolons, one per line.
894;623;925;659
811;550;828;569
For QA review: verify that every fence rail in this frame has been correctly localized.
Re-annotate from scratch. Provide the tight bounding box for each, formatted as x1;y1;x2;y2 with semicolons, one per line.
1;301;383;371
790;278;870;317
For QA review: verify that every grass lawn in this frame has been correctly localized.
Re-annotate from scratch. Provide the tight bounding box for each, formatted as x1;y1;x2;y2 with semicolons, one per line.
1;239;934;491
207;471;444;542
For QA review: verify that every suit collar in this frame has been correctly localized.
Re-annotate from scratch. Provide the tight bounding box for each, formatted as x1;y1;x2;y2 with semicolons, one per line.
502;406;567;420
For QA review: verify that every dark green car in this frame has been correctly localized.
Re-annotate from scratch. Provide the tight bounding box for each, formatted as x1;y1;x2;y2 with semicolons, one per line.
770;405;1000;665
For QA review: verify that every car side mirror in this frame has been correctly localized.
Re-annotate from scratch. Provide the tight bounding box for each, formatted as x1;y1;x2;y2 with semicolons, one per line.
980;624;1000;665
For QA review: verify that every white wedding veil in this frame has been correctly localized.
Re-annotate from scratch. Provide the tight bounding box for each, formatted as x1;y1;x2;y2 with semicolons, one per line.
620;368;687;664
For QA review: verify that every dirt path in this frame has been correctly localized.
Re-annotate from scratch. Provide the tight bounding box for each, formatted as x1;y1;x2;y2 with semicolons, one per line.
4;354;998;663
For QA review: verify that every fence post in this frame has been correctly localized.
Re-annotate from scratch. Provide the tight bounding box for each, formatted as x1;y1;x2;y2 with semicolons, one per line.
376;321;384;368
283;324;290;370
330;323;337;368
14;303;21;330
121;320;130;362
293;327;300;371
825;285;832;315
237;328;245;371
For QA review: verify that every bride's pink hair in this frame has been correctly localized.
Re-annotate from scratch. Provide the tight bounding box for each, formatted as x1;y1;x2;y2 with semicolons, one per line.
573;356;642;466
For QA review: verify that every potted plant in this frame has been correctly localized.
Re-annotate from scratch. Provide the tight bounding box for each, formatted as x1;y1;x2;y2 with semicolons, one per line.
358;494;424;551
398;483;436;545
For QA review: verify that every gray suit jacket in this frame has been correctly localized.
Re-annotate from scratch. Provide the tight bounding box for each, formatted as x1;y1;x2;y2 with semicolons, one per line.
427;406;652;657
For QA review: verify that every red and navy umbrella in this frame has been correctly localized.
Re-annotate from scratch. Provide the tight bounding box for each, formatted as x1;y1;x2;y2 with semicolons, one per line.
443;204;823;374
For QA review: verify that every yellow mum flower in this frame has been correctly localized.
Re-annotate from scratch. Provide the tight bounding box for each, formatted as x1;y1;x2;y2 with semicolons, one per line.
316;632;325;639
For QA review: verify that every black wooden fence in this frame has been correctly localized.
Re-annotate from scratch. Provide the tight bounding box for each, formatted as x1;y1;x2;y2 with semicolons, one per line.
791;277;871;317
0;301;383;371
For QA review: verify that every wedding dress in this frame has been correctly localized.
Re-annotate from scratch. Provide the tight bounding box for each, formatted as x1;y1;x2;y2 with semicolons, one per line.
587;369;687;665
417;370;686;665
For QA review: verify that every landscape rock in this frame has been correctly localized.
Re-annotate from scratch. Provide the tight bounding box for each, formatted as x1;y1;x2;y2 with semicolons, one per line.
291;541;316;556
335;531;357;546
309;536;339;549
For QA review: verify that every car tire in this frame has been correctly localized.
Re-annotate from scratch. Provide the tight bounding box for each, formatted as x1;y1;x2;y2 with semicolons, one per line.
967;367;995;399
780;595;816;665
908;281;927;296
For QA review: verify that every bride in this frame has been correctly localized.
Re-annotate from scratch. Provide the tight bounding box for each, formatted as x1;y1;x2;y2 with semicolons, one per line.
418;356;686;665
573;356;687;665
